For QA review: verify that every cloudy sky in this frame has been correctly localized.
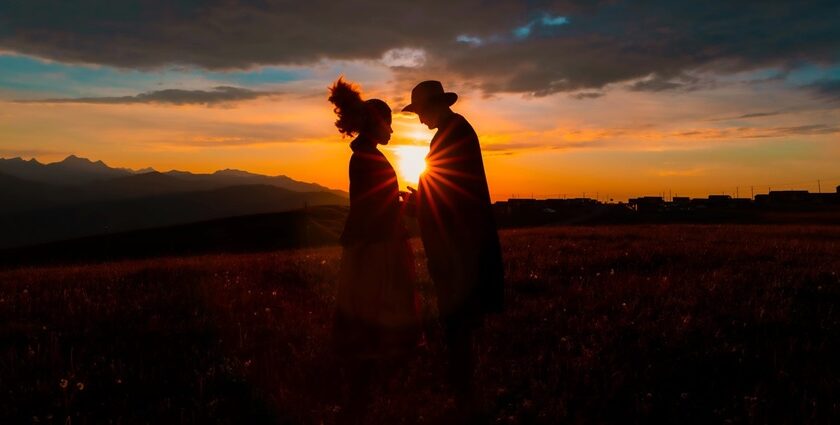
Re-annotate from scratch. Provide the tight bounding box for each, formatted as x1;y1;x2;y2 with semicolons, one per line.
1;0;839;200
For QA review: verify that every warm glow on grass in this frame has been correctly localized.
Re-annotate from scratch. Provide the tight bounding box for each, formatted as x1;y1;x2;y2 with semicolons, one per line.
389;145;429;186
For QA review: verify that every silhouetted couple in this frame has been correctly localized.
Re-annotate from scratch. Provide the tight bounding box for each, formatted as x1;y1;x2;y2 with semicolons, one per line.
328;79;504;424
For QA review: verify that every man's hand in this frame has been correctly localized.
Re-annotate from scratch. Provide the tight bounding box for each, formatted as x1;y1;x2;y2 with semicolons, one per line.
399;186;417;200
401;186;418;217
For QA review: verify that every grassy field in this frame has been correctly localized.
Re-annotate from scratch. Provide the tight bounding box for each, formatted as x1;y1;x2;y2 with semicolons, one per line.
1;225;839;424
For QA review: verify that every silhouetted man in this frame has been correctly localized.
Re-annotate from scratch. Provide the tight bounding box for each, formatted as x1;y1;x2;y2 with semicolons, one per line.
402;80;504;420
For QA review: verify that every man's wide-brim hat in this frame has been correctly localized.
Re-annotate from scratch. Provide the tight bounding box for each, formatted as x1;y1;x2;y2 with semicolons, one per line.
402;80;458;113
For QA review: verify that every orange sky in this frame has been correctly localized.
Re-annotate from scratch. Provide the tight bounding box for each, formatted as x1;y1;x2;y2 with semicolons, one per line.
2;3;840;202
2;57;840;201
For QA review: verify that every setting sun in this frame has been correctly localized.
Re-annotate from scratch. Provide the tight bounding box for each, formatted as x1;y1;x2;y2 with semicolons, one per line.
389;145;429;186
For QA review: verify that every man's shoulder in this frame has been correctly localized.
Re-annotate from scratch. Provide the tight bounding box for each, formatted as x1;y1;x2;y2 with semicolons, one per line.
451;113;471;127
446;113;477;137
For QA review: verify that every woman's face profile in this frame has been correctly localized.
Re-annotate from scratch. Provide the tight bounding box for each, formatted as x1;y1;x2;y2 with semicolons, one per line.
371;113;393;145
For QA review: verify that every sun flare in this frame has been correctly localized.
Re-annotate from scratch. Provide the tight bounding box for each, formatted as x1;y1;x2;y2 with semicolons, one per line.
389;145;429;186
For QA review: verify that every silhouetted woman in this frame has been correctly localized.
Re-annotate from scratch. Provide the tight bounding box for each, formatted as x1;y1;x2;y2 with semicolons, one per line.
327;78;419;424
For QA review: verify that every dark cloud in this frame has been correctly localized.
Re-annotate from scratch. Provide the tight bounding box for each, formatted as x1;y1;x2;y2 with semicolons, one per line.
482;138;607;153
736;112;782;119
627;74;705;92
15;86;278;105
569;91;604;100
697;124;840;139
1;1;838;96
629;78;685;92
482;142;546;152
765;124;840;136
708;111;784;121
805;79;840;102
0;0;502;67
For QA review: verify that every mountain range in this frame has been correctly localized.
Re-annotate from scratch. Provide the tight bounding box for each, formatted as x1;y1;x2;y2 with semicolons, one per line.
0;155;349;248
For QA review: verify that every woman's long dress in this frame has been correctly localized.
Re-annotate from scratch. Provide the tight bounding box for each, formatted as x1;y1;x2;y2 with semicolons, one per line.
333;138;419;359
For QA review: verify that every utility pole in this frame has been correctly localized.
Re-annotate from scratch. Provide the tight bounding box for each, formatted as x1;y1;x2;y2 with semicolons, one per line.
736;187;739;198
818;180;821;193
750;186;754;199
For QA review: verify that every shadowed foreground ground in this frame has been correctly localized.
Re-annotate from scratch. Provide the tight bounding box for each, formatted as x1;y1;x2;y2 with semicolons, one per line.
1;225;839;424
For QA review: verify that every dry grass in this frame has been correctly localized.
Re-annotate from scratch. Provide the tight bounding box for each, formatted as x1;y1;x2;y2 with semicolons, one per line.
1;225;839;424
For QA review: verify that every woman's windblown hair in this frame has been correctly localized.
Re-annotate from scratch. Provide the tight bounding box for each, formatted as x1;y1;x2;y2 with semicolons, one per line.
328;78;366;137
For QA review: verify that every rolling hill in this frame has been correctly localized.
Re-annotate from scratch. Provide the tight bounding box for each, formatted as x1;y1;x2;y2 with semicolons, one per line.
0;154;350;248
0;184;348;249
0;172;89;212
0;205;349;267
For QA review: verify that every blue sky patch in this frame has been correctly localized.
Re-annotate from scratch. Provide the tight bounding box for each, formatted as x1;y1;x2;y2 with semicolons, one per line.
514;13;569;40
0;54;308;99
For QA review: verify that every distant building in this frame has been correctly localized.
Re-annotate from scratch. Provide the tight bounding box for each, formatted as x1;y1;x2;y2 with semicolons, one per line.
732;198;753;208
628;196;664;212
545;198;599;208
769;190;810;204
493;200;510;216
672;197;691;205
707;195;733;208
753;190;840;208
811;193;839;205
667;197;692;212
506;198;539;212
493;197;607;226
494;186;838;226
689;198;709;208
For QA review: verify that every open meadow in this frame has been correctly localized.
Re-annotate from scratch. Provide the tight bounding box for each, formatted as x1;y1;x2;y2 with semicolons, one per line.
1;225;839;424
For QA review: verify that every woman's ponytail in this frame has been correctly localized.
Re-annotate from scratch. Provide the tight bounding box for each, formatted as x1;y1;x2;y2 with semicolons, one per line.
328;77;366;137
